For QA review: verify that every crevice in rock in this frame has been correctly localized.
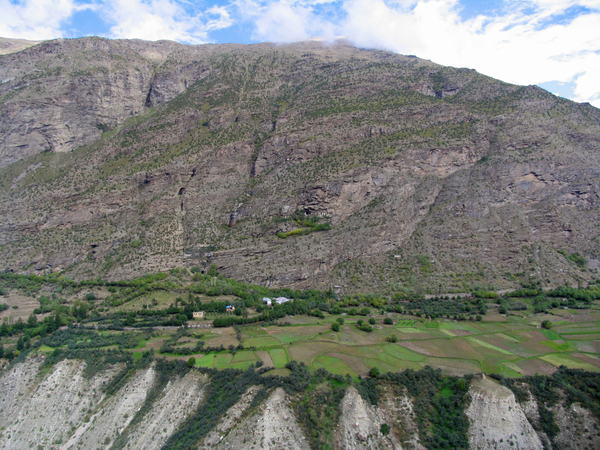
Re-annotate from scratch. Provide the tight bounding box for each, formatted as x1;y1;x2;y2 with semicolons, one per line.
145;83;154;108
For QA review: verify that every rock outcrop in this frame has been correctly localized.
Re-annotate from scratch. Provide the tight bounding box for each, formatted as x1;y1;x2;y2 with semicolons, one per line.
467;375;543;450
1;358;600;450
0;37;599;292
211;387;310;450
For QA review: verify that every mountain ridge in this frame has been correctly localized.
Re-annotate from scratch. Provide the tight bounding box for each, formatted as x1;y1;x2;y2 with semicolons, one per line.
0;36;599;294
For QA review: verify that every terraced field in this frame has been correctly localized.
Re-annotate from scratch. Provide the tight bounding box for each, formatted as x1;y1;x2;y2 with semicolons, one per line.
157;305;600;378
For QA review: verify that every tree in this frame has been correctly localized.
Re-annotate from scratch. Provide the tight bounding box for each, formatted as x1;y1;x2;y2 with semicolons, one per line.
336;317;345;325
54;314;62;330
124;313;135;326
0;343;3;358
368;318;376;325
187;357;196;368
369;367;380;377
27;313;37;328
387;334;398;343
17;336;24;351
359;322;373;332
541;320;552;329
476;315;482;321
331;322;340;332
208;264;218;277
383;317;393;325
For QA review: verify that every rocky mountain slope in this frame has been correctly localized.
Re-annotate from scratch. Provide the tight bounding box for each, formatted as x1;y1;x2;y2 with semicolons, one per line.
0;357;598;450
0;37;599;293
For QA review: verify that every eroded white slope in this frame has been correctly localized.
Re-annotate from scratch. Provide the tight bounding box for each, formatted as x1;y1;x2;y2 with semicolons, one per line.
62;365;156;450
467;375;543;450
121;371;208;450
0;358;120;449
213;387;310;450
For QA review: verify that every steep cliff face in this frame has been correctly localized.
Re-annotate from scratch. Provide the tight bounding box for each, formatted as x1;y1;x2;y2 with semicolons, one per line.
0;37;192;166
1;359;598;450
467;375;543;450
0;37;599;292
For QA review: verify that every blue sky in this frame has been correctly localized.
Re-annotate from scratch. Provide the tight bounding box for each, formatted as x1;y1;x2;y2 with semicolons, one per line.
2;0;600;107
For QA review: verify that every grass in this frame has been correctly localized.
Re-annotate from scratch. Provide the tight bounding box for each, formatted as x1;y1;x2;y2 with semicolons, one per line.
465;337;515;355
195;354;217;368
313;355;356;377
269;348;289;368
381;343;426;362
244;336;282;347
541;340;574;352
540;353;600;371
541;330;561;340
231;351;259;363
272;332;313;344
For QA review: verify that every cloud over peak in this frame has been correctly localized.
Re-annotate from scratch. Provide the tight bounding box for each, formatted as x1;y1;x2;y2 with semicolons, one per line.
1;0;599;106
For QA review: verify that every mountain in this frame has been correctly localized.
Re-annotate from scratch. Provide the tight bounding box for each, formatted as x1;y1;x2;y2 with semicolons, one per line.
0;37;41;56
0;36;599;293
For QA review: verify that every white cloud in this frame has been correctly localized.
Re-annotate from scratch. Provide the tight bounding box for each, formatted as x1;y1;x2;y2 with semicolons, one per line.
0;1;234;45
102;0;233;44
205;5;234;31
235;0;600;107
237;0;337;42
1;1;599;107
0;0;85;40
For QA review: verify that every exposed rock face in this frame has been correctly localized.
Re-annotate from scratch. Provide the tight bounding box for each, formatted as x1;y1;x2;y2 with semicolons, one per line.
63;365;157;450
1;359;599;450
212;387;310;450
467;375;543;450
0;358;121;449
0;37;183;166
336;386;408;449
521;390;600;450
552;402;600;449
0;37;599;292
109;370;207;450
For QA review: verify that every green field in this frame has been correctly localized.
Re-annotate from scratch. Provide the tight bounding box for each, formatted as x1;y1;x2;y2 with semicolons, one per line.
269;348;289;368
234;305;600;377
17;279;599;379
145;303;600;378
